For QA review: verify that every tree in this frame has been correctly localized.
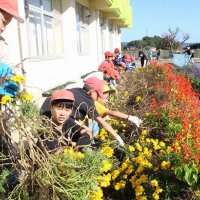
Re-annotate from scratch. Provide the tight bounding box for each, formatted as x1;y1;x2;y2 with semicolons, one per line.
162;28;190;56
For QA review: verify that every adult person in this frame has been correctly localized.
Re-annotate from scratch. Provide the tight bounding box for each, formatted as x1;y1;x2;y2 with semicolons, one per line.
40;89;92;153
138;51;148;67
156;49;161;60
182;46;192;63
0;0;24;75
41;77;125;146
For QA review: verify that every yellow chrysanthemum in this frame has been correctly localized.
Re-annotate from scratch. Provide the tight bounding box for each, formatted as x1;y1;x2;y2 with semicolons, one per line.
100;160;112;174
139;174;148;183
20;93;33;102
97;173;111;187
90;187;103;200
152;192;159;200
135;96;142;102
10;75;24;84
135;185;144;196
74;152;85;159
101;146;114;158
114;180;126;190
128;145;135;152
159;141;165;147
151;179;158;187
0;95;12;104
161;161;171;170
141;129;148;136
124;91;129;96
155;186;163;193
111;169;120;180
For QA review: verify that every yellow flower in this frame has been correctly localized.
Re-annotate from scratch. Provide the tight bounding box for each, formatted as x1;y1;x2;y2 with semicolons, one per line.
100;160;112;174
114;180;126;190
122;174;128;179
111;169;120;180
124;91;129;96
155;186;163;193
101;146;114;158
125;165;134;175
135;185;144;196
135;96;142;102
128;145;135;152
152;192;159;200
145;112;150;117
135;143;142;151
0;95;12;104
10;75;24;84
136;195;147;200
161;161;171;170
90;187;103;200
74;152;85;159
141;130;148;136
139;174;148;183
20;92;33;102
97;173;111;187
166;146;172;154
159;141;165;147
151;179;158;187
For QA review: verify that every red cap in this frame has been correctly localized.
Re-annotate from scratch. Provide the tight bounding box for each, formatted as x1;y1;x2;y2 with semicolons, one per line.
51;90;75;102
106;67;120;80
104;51;113;57
123;53;131;62
0;0;24;23
114;48;120;53
130;56;135;61
85;77;105;99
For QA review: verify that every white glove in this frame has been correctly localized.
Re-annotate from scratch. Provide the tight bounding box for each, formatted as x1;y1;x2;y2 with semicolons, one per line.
115;135;125;146
128;115;143;127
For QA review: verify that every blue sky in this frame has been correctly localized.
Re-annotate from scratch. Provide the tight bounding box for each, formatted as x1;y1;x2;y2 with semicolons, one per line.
121;0;200;43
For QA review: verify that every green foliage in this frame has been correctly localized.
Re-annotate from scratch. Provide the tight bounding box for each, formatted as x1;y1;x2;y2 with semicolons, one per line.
190;76;200;92
0;170;9;193
174;162;199;186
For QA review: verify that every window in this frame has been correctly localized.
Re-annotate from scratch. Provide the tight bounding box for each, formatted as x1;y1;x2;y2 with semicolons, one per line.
75;2;90;55
26;0;63;58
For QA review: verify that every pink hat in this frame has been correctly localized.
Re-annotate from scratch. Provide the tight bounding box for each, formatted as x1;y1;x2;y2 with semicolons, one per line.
114;48;120;53
0;0;24;23
51;90;75;102
104;51;113;57
85;77;105;99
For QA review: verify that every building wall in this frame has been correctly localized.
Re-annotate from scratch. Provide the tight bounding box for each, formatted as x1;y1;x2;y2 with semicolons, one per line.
1;0;123;102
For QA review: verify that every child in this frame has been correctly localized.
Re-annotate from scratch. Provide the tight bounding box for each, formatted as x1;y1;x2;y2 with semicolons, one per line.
41;78;125;146
95;84;142;128
40;89;92;153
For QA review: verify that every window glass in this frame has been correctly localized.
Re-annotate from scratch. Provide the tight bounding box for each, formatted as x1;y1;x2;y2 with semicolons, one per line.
29;11;43;56
28;0;41;7
43;0;52;12
26;0;63;58
75;2;89;54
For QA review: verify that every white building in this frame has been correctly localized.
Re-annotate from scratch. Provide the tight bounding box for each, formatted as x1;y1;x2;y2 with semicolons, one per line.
2;0;132;102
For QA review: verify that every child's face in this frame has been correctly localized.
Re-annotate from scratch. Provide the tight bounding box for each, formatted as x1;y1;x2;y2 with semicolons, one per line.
50;103;72;125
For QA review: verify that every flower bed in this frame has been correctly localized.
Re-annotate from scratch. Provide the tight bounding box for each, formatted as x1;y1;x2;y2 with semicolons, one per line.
0;62;200;199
